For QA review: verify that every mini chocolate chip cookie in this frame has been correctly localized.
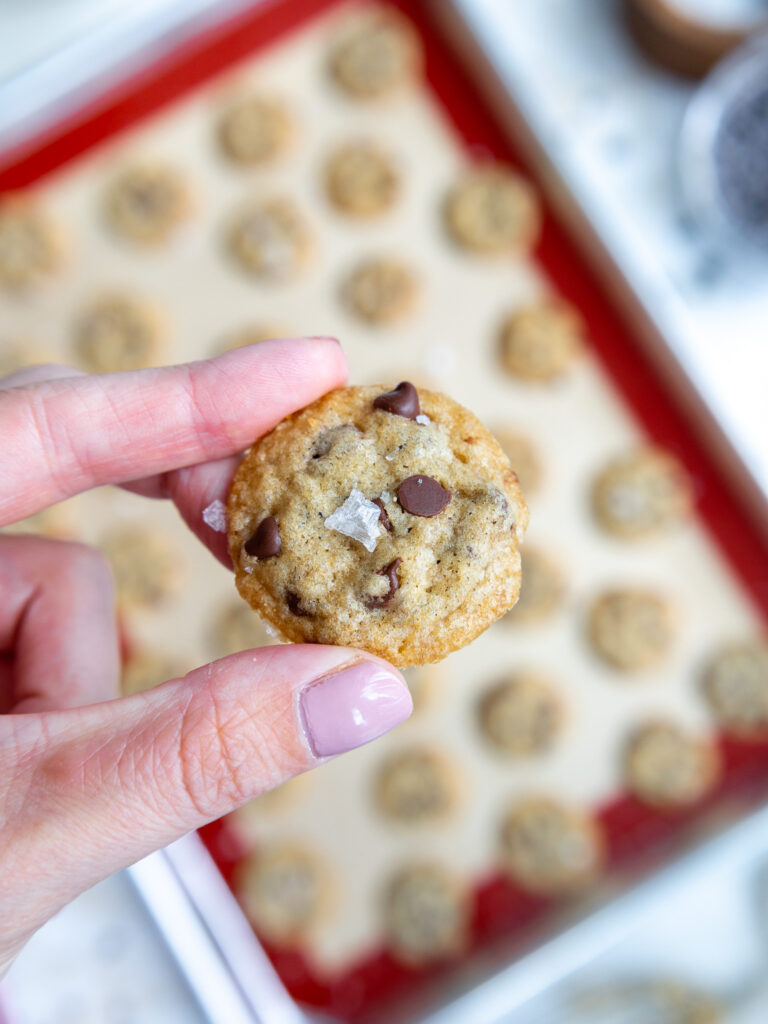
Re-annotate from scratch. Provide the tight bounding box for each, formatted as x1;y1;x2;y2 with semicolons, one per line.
104;164;191;245
227;197;311;281
374;747;458;824
73;293;165;373
589;588;676;672
208;599;279;660
504;547;565;625
101;525;182;608
498;797;603;895
216;95;293;166
499;301;584;383
493;427;542;495
0;199;63;289
702;640;768;739
121;649;191;695
624;722;720;808
325;140;399;216
445;166;540;256
592;448;693;540
341;257;418;325
477;672;562;757
383;863;469;964
227;383;528;666
234;843;328;944
329;8;422;99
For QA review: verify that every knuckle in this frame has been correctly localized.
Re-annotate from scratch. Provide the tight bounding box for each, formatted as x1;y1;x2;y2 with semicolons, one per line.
175;683;264;819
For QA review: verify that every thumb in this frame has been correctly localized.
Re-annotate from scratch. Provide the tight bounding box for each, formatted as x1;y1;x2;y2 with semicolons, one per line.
1;646;411;962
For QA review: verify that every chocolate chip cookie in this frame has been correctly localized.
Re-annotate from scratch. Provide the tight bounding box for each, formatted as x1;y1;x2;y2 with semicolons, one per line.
0;198;63;289
227;196;311;281
592;448;693;540
374;747;458;824
445;166;540;256
325;140;399;217
498;797;603;895
227;382;528;665
104;163;191;245
383;863;469;964
234;843;328;944
499;300;584;383
329;8;422;99
341;257;418;325
73;293;165;373
624;722;720;808
702;640;768;739
216;94;293;166
477;672;562;757
589;588;676;672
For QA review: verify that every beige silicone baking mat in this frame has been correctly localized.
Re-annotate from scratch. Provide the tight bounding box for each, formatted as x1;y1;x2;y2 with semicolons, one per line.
1;0;761;976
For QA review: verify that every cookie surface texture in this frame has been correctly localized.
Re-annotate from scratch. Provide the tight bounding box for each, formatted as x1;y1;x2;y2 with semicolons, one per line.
382;863;469;964
702;640;768;738
592;448;693;539
624;722;719;808
329;8;422;99
227;383;528;666
498;796;603;894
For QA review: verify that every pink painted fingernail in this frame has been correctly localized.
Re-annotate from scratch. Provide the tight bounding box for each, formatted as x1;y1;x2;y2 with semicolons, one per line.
300;661;412;758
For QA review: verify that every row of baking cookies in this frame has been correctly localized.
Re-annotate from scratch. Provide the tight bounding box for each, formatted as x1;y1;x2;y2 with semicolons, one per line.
227;713;723;968
0;153;545;376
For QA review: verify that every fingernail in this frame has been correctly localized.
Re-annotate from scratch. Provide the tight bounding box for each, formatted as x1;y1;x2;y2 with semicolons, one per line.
300;661;412;758
304;335;340;345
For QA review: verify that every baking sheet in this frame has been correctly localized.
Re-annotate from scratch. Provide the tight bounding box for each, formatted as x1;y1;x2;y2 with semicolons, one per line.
1;0;766;1019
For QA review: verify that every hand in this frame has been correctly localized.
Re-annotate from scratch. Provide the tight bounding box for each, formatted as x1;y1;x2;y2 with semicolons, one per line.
0;338;412;975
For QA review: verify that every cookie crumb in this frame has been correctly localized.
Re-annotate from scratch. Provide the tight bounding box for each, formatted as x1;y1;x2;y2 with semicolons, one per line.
202;499;228;533
324;489;382;552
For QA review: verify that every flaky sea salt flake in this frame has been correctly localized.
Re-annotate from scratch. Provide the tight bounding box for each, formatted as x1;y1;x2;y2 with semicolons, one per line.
202;499;228;533
325;489;382;552
415;414;431;425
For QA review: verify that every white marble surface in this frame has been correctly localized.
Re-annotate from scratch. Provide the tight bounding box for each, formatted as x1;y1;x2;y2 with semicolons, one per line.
1;872;206;1024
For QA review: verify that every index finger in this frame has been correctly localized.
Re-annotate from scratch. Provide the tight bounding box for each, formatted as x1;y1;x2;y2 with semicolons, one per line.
0;336;345;527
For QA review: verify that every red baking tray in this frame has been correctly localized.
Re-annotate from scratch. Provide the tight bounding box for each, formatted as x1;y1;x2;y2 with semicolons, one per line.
3;1;768;1021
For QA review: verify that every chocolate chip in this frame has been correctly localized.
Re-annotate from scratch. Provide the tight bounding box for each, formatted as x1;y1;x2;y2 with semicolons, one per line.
397;476;451;517
372;497;393;532
286;590;311;616
244;516;281;558
373;381;420;419
365;557;402;609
